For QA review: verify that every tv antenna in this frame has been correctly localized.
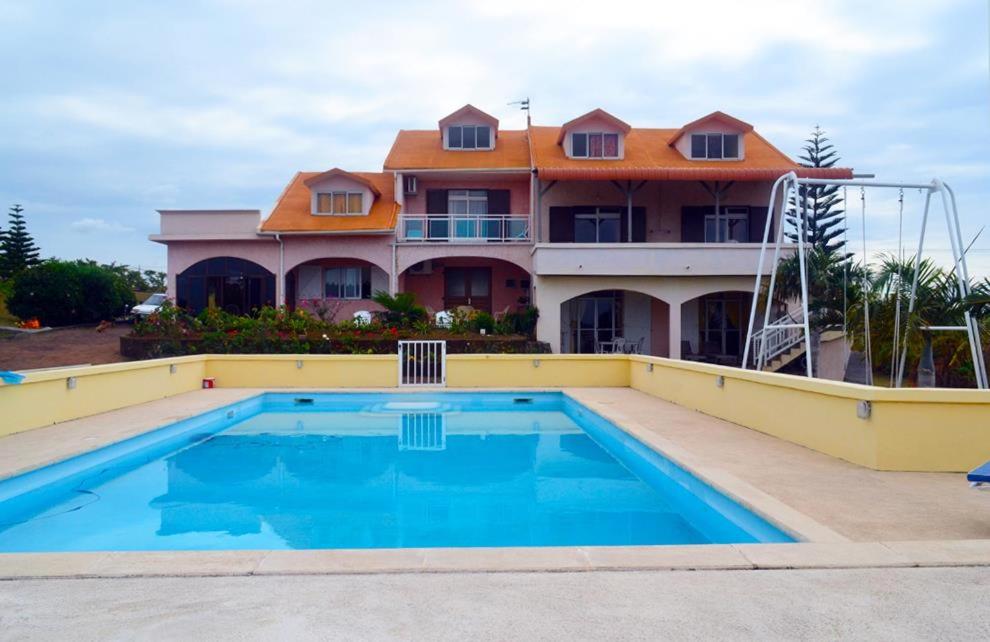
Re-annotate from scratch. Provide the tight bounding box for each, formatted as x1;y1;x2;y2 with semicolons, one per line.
508;97;530;125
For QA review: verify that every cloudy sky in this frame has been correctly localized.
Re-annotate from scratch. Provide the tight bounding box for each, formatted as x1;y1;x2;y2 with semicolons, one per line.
1;0;988;277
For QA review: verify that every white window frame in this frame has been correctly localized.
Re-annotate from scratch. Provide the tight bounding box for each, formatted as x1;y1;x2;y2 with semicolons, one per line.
570;132;620;159
575;208;622;243
690;133;741;160
315;191;364;216
704;206;750;243
447;189;488;215
324;266;364;300
446;125;493;150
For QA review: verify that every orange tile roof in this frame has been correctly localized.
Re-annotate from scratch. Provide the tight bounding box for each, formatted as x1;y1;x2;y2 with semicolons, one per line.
530;125;853;181
260;171;399;234
383;129;531;170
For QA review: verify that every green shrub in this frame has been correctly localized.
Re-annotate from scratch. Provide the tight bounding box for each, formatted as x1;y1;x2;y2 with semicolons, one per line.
497;306;539;337
7;260;136;326
371;291;427;327
469;311;496;333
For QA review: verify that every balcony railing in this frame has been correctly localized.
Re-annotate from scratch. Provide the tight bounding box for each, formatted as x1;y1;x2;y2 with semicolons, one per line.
399;214;530;243
532;242;792;276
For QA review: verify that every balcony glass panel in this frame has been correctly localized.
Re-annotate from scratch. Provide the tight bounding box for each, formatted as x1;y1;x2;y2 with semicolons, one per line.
404;218;425;239
428;218;449;240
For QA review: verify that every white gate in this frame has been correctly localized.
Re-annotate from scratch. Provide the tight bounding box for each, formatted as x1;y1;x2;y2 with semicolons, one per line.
398;340;446;387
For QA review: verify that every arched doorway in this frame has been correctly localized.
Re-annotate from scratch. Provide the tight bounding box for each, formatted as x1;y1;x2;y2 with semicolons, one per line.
285;258;390;321
560;290;670;356
398;257;531;315
680;290;752;365
176;257;276;315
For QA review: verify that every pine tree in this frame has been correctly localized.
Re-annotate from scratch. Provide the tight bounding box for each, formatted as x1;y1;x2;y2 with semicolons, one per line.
786;126;847;257
0;204;42;279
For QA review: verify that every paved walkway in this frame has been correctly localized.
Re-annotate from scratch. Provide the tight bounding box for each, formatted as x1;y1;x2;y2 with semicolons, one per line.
566;388;990;542
2;567;988;641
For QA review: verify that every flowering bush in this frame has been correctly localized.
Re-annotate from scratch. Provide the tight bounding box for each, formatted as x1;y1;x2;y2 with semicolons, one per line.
125;298;545;356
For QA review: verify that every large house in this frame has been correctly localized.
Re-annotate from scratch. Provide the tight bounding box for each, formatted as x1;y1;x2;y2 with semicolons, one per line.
152;105;852;363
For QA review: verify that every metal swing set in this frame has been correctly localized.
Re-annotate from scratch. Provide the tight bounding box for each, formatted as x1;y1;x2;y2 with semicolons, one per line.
741;171;988;389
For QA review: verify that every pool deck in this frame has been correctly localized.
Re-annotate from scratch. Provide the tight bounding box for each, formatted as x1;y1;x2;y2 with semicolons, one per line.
1;386;990;580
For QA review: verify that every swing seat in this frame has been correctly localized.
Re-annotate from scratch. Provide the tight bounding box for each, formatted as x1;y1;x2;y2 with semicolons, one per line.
968;461;990;488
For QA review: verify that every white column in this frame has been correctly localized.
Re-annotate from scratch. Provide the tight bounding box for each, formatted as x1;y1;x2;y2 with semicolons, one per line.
277;235;286;306
534;277;562;353
668;301;682;360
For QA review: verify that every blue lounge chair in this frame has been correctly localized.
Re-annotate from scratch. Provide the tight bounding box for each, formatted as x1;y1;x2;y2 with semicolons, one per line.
968;461;990;488
0;370;24;385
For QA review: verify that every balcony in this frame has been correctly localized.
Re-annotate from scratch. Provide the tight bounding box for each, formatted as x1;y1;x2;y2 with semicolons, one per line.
532;242;793;276
398;214;531;243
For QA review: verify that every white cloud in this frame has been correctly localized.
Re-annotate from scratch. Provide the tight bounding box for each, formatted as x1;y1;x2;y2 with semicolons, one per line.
70;218;135;234
0;0;984;275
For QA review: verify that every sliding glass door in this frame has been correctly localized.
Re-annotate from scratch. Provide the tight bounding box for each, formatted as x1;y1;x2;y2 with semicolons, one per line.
574;292;621;353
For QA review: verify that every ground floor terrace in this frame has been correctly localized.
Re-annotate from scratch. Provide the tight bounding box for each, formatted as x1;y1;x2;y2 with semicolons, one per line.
535;275;760;363
165;239;765;366
166;237;535;318
1;357;989;637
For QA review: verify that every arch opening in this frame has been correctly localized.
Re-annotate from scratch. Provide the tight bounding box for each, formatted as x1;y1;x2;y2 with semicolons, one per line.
398;256;532;316
286;257;389;321
559;289;670;356
176;257;276;315
680;289;753;366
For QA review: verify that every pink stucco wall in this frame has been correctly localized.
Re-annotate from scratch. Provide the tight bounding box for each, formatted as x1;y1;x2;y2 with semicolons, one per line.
288;257;389;322
281;235;393;275
164;239;280;300
400;257;531;315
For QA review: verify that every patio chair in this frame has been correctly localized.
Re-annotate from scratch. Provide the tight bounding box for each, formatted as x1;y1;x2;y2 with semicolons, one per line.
434;310;453;328
682;340;702;361
611;337;627;353
353;310;372;325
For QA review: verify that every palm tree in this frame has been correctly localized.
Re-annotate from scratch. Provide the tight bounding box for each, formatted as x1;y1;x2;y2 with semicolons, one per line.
774;248;865;331
856;255;985;387
371;291;427;327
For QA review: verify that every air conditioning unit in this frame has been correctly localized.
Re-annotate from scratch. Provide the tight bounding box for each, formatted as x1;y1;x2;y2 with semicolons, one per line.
407;260;432;275
403;175;418;195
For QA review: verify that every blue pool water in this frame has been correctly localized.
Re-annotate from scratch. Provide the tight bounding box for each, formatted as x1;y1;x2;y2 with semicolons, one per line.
0;392;794;551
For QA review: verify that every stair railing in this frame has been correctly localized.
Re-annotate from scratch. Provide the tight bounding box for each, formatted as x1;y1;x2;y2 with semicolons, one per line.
750;312;805;370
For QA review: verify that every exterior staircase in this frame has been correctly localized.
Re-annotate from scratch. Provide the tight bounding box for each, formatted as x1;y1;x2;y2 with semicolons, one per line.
749;312;807;373
763;343;806;372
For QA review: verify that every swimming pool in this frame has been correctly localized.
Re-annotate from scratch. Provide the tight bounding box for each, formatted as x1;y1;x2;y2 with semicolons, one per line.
0;392;794;551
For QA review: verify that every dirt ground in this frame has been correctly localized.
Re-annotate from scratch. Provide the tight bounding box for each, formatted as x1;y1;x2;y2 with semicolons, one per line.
0;324;131;371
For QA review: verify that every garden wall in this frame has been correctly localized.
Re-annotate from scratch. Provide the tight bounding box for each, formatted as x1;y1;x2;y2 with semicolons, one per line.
628;355;990;472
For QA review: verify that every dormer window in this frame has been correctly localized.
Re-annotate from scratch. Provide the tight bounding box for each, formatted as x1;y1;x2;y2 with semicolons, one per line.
690;133;740;160
571;132;619;159
316;191;363;215
447;125;492;150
